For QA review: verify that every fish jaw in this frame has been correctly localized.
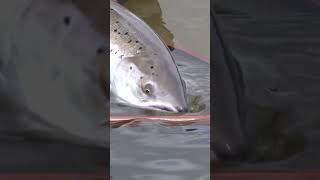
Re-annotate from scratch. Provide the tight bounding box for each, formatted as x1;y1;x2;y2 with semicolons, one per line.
143;101;188;113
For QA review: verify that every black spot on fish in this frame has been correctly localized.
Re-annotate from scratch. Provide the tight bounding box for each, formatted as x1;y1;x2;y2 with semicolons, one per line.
96;47;105;55
130;66;132;70
110;49;113;52
135;41;139;43
128;40;132;43
63;16;71;26
269;87;279;92
150;66;154;69
125;32;128;35
139;47;143;50
118;32;121;34
152;73;155;75
114;29;117;32
140;76;143;79
119;55;124;58
116;21;119;23
168;46;175;51
185;128;197;132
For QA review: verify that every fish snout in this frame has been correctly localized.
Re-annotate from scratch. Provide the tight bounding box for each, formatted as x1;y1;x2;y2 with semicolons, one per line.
175;106;188;113
149;104;188;113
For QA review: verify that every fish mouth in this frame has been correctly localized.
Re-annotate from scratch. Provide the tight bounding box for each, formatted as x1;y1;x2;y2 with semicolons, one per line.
149;105;188;113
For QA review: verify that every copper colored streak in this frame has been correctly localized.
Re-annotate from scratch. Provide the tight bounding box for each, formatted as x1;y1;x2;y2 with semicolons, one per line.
109;115;210;127
171;43;210;63
214;172;320;180
111;115;210;122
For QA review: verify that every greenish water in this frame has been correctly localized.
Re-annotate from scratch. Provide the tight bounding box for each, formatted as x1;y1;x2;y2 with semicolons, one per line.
123;0;210;59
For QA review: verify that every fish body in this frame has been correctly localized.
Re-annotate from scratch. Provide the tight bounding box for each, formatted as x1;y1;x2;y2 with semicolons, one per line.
110;1;188;113
0;0;108;147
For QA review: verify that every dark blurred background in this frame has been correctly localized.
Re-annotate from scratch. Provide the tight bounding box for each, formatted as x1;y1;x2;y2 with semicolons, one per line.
213;0;320;171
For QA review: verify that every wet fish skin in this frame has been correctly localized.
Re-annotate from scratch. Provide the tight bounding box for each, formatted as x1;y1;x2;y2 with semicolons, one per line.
0;0;108;147
110;1;188;113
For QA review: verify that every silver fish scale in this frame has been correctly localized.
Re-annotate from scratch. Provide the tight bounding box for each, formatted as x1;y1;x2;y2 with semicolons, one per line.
110;8;148;59
109;1;188;113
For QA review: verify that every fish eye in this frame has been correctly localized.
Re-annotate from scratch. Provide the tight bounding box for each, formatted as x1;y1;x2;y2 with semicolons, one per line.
143;83;153;96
